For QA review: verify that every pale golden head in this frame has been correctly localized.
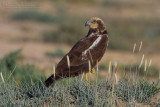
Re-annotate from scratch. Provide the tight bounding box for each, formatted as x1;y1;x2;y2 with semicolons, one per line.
85;17;104;29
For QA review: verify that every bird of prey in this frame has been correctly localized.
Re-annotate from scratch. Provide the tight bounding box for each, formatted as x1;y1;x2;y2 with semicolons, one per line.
45;17;109;87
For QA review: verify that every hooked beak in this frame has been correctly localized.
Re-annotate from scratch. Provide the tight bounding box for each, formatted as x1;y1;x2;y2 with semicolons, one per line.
85;23;89;27
85;21;92;27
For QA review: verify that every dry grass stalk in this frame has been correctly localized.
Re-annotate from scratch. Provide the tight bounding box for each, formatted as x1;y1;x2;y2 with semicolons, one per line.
139;41;143;52
0;72;5;83
88;60;91;74
96;61;99;83
148;59;152;68
96;61;99;73
139;54;144;69
114;62;118;84
114;73;118;84
133;43;136;53
66;55;70;68
53;65;56;79
144;59;148;72
81;73;84;81
108;61;112;75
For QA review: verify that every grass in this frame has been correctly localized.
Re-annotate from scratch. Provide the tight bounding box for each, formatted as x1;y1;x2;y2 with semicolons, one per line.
116;79;160;103
0;76;159;106
98;63;159;78
2;1;160;105
0;49;45;85
0;50;160;106
124;64;159;78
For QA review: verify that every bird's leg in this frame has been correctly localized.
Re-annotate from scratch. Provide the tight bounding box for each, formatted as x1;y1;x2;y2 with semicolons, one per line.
85;68;95;86
91;68;95;74
85;74;89;81
85;68;95;83
85;73;89;86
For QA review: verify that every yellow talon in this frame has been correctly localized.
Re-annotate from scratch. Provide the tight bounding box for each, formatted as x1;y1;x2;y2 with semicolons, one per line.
85;73;93;87
86;74;89;81
89;85;93;88
85;68;96;87
91;68;96;74
85;74;89;86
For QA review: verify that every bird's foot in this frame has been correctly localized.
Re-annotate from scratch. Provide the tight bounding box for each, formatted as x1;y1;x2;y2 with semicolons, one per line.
91;68;96;74
85;74;89;86
85;74;89;81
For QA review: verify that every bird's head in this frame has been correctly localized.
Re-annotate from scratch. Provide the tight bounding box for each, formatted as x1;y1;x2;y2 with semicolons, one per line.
85;17;106;32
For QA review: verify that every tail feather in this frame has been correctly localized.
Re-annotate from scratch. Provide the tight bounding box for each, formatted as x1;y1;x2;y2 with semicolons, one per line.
45;74;62;87
45;75;55;87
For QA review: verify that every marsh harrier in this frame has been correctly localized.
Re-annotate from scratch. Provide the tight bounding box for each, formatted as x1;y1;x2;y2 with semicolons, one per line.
45;17;109;87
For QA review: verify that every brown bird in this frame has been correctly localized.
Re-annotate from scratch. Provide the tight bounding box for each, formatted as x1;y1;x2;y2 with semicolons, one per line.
45;17;109;87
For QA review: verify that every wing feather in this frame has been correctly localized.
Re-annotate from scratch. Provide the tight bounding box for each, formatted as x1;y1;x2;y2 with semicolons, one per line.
55;35;99;73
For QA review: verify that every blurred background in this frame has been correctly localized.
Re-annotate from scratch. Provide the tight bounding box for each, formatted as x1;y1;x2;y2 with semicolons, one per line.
0;0;160;81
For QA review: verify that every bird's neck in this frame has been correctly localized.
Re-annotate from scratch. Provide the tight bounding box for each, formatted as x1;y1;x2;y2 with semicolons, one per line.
87;27;107;37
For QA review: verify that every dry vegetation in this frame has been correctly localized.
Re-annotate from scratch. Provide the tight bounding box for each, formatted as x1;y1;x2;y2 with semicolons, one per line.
0;0;160;106
0;50;159;106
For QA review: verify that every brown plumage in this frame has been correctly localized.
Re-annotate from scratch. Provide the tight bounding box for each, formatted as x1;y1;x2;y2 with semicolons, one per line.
45;17;109;87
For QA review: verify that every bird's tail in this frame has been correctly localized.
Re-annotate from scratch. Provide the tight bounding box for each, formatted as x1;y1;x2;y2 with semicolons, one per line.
45;74;61;87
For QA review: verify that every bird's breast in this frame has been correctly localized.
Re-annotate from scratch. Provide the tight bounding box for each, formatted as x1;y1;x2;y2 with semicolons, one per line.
81;35;108;61
82;35;102;60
